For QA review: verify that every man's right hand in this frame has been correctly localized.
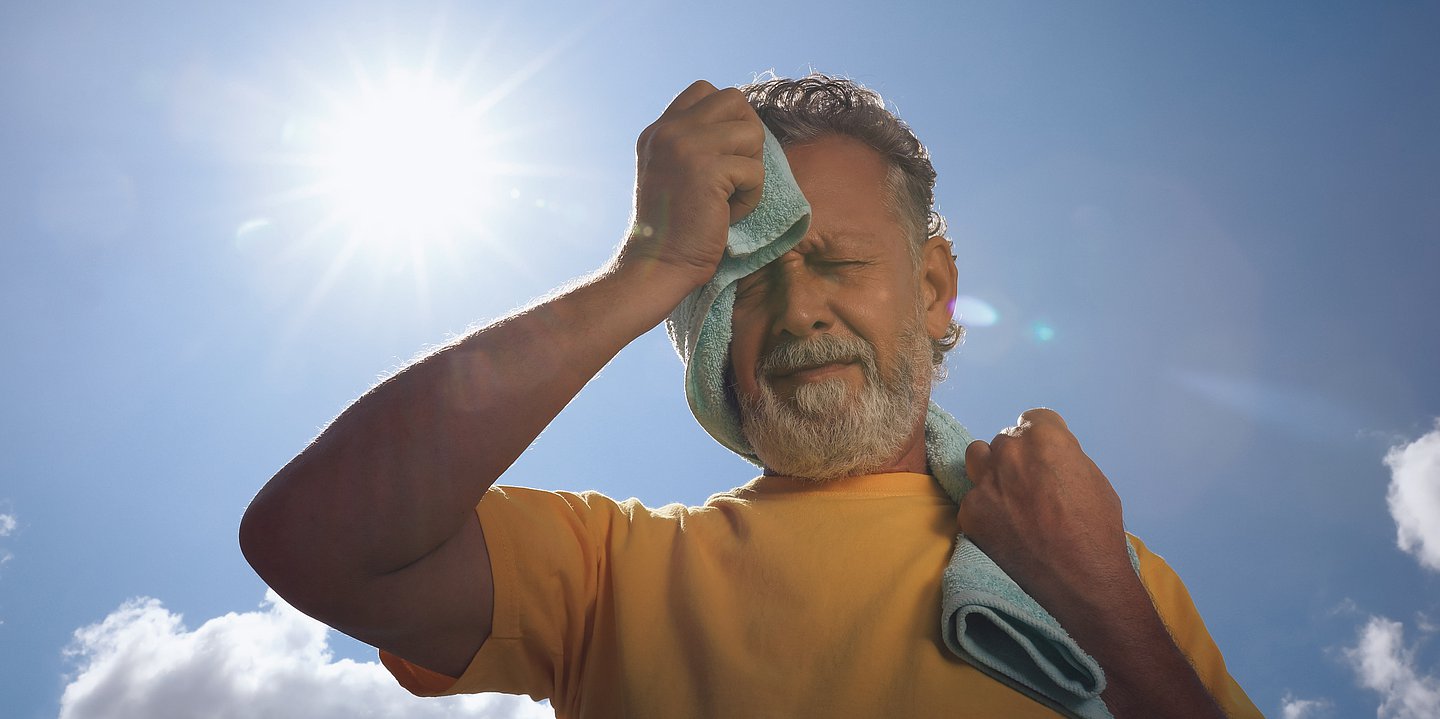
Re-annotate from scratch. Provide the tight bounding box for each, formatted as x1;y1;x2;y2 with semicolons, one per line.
617;80;766;292
240;80;766;681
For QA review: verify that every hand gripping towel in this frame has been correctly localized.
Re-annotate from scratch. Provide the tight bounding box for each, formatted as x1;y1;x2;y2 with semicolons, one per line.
664;125;1136;719
665;126;812;459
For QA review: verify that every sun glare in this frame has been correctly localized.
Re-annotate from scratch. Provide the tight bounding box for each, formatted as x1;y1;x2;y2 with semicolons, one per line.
310;70;493;247
262;26;588;332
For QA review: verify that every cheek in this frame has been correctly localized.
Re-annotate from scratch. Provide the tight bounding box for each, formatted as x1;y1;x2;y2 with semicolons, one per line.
727;322;763;399
839;285;924;365
840;283;904;337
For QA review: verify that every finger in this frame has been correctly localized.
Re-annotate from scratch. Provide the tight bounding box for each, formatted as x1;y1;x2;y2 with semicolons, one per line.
660;79;720;118
1018;407;1066;429
964;439;992;482
684;86;762;125
955;484;983;536
717;156;765;224
685;118;765;159
990;417;1019;446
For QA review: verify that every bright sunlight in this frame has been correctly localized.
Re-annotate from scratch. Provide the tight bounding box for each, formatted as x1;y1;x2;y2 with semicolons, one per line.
308;69;494;247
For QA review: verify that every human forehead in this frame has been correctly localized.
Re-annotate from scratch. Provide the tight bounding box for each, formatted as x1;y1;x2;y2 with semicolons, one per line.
783;135;893;200
783;137;909;242
786;231;892;257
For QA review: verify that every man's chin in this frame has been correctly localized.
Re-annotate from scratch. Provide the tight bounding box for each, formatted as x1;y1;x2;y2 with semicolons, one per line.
740;356;927;480
754;443;899;482
786;377;856;416
746;409;909;481
740;319;935;480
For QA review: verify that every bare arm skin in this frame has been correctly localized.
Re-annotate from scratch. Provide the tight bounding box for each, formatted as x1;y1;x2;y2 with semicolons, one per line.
960;409;1228;718
239;81;764;678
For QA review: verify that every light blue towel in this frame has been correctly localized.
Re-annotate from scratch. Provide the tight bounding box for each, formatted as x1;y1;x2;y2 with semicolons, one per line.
665;125;1136;719
665;126;812;460
930;402;1140;719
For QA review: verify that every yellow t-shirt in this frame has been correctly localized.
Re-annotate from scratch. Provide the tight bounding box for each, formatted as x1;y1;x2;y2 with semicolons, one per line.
383;472;1260;718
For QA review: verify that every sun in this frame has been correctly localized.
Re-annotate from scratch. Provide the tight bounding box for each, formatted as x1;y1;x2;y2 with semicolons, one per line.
300;69;497;250
314;70;492;245
254;58;526;336
254;23;595;332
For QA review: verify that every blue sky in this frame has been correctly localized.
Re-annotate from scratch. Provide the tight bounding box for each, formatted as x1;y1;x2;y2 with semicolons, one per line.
3;1;1438;717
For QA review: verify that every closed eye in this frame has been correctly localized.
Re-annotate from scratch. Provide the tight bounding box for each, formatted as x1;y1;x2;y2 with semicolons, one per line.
735;257;870;302
814;258;869;271
735;274;769;301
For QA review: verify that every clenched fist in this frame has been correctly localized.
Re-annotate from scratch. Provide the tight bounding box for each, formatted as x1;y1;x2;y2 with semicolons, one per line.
958;408;1134;614
617;80;766;292
959;409;1232;716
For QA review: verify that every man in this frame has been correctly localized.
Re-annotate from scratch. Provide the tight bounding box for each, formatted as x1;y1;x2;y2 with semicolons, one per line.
240;74;1260;717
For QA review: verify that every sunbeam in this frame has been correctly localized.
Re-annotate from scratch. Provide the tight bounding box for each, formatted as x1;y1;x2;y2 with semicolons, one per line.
251;14;603;330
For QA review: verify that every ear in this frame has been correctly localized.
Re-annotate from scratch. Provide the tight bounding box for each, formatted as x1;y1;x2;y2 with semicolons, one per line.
918;235;958;341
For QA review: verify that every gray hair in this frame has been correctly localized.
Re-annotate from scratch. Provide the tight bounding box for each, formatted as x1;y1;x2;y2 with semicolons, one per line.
739;73;964;364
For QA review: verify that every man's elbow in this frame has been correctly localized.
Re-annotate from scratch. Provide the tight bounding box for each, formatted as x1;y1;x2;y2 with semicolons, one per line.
238;479;371;624
238;490;286;589
239;484;321;605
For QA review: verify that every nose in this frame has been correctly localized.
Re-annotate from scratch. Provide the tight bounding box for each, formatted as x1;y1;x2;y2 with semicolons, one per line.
768;255;834;339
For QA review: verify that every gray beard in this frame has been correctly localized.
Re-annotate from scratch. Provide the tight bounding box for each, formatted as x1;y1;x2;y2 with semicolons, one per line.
737;320;933;481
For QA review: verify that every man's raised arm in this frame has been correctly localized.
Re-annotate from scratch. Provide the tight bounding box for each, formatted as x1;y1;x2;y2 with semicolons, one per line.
239;80;764;678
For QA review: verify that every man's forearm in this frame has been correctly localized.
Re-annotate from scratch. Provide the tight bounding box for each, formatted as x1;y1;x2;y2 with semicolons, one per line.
1062;570;1227;718
240;258;693;604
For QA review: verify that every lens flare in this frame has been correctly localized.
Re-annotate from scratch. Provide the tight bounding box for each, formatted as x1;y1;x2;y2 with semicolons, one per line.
953;295;999;328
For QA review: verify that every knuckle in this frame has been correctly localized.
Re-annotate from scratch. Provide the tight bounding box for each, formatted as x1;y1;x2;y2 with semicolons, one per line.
636;123;658;150
1019;407;1063;425
647;122;678;147
715;86;745;102
646;125;694;159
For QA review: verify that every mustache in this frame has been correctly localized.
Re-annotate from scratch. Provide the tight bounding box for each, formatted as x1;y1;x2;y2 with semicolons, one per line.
757;334;877;378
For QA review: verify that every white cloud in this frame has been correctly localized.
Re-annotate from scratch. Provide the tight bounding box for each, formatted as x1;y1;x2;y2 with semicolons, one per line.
1279;694;1332;719
0;510;15;571
1416;613;1439;635
60;591;555;719
1383;420;1440;571
1344;616;1440;719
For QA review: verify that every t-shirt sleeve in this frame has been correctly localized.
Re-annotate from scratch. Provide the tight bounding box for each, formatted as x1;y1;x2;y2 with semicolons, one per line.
1129;533;1263;719
381;485;625;709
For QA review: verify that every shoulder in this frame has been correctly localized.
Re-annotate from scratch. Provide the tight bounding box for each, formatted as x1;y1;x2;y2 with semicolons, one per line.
1125;532;1192;613
1125;532;1264;717
482;485;711;529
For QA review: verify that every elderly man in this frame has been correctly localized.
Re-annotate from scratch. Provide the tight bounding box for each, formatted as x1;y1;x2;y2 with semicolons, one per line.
241;75;1260;718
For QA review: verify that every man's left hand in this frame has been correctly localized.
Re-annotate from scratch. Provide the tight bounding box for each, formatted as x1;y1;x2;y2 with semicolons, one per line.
958;407;1134;612
960;408;1228;718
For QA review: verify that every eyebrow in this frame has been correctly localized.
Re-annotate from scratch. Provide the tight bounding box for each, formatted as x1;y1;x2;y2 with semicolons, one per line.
741;230;889;282
813;229;881;243
804;230;886;255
